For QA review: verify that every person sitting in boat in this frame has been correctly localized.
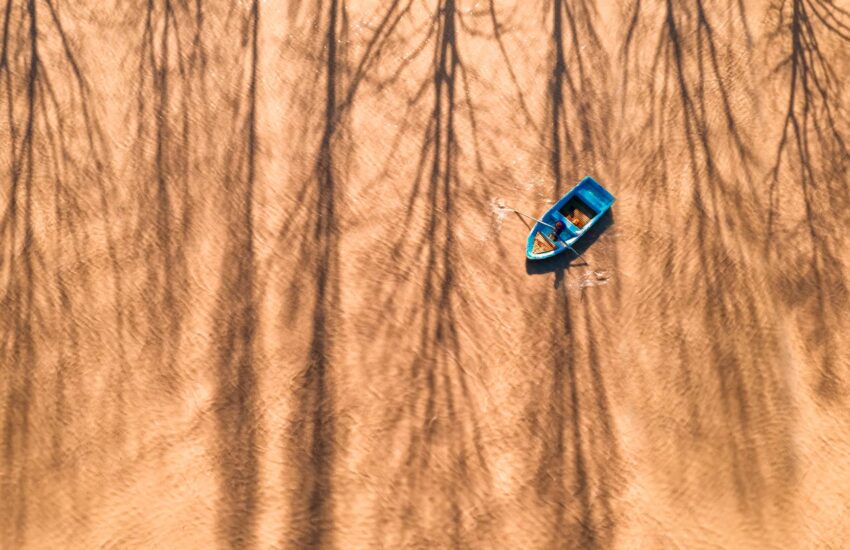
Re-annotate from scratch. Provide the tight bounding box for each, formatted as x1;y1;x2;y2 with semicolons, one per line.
549;220;566;242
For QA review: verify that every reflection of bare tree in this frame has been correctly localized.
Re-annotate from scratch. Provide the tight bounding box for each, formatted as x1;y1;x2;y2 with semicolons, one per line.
524;292;620;549
211;1;260;548
622;0;795;515
0;5;40;543
131;0;208;385
1;1;117;544
520;2;620;548
768;0;850;397
281;1;347;546
281;2;519;544
358;1;495;546
347;0;527;202
623;0;754;191
548;0;610;186
487;0;536;131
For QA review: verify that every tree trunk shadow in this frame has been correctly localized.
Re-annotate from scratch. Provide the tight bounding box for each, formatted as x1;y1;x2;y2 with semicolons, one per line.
520;2;621;547
621;0;799;519
211;2;260;548
766;0;850;400
1;1;122;544
359;1;497;546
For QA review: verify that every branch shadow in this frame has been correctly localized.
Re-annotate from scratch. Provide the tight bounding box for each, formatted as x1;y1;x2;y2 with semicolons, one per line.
518;2;621;547
281;1;346;548
0;5;39;539
2;1;120;544
359;1;495;546
621;0;798;518
211;1;260;548
766;0;850;400
333;1;528;262
130;0;209;390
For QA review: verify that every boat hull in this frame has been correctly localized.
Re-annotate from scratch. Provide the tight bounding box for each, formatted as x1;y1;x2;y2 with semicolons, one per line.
525;176;615;260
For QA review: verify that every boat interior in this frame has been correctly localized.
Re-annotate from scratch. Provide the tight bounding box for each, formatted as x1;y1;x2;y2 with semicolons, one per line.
532;232;556;255
559;196;597;229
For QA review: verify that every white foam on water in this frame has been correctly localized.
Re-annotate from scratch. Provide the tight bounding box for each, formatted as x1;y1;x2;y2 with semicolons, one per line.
483;199;510;241
567;270;613;289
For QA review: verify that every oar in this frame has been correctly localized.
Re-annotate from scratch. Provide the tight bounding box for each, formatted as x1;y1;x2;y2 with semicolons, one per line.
497;201;581;257
496;201;557;231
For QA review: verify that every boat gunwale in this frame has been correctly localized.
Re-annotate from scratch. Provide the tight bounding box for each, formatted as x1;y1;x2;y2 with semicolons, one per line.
525;176;614;260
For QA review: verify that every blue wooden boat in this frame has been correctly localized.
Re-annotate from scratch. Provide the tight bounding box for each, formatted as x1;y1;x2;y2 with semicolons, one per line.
526;176;615;260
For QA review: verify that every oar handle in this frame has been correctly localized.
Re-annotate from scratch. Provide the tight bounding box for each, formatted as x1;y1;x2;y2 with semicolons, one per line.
509;208;558;231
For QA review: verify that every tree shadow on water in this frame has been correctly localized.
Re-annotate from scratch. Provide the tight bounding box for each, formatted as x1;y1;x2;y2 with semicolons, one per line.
129;0;209;390
289;3;343;548
523;249;620;549
1;0;122;544
766;0;850;400
517;2;621;548
356;1;497;546
274;1;352;547
524;290;620;549
211;1;260;548
621;0;798;519
546;0;610;180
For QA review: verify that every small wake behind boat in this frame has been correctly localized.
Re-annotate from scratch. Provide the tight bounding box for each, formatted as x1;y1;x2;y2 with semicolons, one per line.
526;176;615;260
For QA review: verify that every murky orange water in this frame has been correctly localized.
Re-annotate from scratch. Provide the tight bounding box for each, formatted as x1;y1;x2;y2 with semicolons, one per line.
2;0;849;547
